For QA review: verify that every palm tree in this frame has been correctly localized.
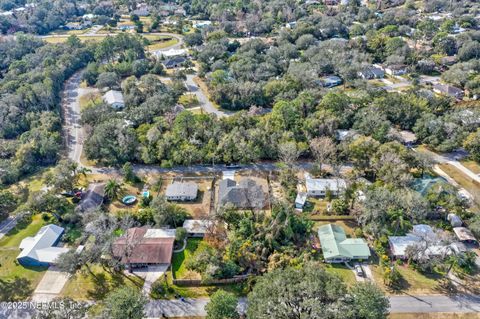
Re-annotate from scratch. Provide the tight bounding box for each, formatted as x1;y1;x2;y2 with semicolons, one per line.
388;209;411;236
105;179;122;201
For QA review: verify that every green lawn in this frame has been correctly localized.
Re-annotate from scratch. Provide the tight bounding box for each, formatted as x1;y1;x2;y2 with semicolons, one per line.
61;264;144;300
147;38;178;51
172;238;208;279
323;264;356;286
0;214;49;300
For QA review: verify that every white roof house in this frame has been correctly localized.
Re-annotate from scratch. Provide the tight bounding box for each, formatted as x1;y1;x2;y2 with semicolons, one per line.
388;224;453;259
306;178;346;197
17;224;69;266
295;192;307;210
103;90;125;109
165;182;198;201
154;48;187;58
182;220;212;237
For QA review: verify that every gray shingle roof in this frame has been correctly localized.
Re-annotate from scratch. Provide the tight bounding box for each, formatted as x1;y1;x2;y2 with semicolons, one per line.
165;182;198;198
218;178;266;209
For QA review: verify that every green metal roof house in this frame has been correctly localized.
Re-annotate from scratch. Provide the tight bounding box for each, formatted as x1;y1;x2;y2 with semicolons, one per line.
317;224;371;263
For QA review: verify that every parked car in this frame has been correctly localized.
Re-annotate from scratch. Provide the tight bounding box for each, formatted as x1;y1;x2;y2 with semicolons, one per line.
354;264;364;277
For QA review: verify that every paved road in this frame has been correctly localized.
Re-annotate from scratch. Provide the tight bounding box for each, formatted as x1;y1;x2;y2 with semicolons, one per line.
0;216;18;241
3;294;480;318
185;74;232;118
62;71;99;164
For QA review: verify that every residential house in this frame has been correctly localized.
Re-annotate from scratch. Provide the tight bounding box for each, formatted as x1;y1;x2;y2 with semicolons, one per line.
453;227;478;245
165;182;198;201
384;64;408;76
323;0;340;4
112;227;176;270
77;183;105;213
17;224;69;267
433;84;464;100
163;56;187;69
192;21;212;29
335;129;358;142
132;3;150;16
306;177;346;197
218;178;266;209
118;25;135;31
358;66;385;80
285;21;297;29
388;224;453;259
321;75;343;88
103;90;125;109
390;129;417;146
182;219;212;237
317;224;371;263
154;48;187;59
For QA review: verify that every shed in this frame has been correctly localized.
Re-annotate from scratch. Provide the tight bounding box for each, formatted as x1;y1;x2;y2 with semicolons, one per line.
295;192;307;210
453;227;478;244
182;219;212;237
447;213;463;227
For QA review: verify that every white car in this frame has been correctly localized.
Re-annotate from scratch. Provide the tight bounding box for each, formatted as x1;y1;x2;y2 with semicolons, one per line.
354;264;364;277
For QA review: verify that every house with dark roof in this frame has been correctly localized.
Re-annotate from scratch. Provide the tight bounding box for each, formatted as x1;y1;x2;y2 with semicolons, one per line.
77;183;105;213
165;182;198;201
218;178;266;209
358;66;385;79
433;84;464;100
17;224;69;267
112;227;176;270
163;56;187;69
321;75;343;88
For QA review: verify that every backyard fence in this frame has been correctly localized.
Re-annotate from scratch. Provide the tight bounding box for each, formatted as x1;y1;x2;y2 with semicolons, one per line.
173;274;250;287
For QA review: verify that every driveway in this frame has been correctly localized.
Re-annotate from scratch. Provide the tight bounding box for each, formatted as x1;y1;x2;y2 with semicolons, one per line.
128;265;169;295
351;263;373;282
185;74;232;118
31;266;69;302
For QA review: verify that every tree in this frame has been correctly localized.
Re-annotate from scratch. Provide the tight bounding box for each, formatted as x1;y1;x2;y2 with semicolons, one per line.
105;179;122;201
247;263;389;319
100;286;147;319
310;136;336;173
206;290;239;319
122;162;137;183
151;196;188;228
350;283;389;319
278;141;299;166
96;72;120;89
45;159;79;191
34;297;90;319
463;128;480;162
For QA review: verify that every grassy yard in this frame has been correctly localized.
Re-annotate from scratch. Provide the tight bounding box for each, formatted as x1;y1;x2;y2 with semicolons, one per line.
438;163;480;205
147;39;179;50
370;262;444;295
61;264;144;300
0;214;49;300
461;160;480;175
172;238;207;279
323;264;356;286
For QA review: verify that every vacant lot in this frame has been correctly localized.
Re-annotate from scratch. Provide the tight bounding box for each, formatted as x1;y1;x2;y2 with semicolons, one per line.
438;163;480;205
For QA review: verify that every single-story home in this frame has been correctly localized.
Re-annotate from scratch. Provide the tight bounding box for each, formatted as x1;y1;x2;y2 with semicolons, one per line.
165;182;198;201
306;178;346;197
112;227;176;270
358;66;385;79
17;224;69;267
321;75;343;88
318;224;371;263
163;56;187;69
295;192;307;210
397;130;417;146
384;64;408;76
388;224;454;259
335;129;358;142
218;178;266;209
182;219;212;237
103;90;125;109
77;183;105;213
433;84;464;100
154;48;187;59
453;227;478;245
192;20;212;29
